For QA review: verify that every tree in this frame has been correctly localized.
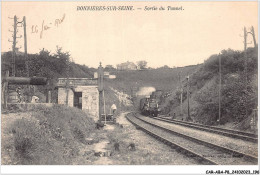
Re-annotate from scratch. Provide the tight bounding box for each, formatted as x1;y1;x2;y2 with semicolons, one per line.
162;65;170;69
105;65;115;71
53;46;70;62
53;46;71;75
137;60;147;70
39;48;51;58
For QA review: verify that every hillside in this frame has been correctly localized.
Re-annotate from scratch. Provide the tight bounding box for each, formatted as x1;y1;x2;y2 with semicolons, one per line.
105;65;198;95
1;48;95;103
164;47;258;129
102;65;199;113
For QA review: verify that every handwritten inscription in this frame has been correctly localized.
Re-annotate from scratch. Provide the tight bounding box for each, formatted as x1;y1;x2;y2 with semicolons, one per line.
31;14;66;39
55;14;66;27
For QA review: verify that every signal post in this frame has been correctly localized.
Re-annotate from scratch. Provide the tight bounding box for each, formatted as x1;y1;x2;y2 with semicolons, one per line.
97;62;104;122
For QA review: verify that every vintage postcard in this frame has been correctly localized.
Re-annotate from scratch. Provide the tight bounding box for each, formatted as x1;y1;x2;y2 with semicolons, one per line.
1;1;259;174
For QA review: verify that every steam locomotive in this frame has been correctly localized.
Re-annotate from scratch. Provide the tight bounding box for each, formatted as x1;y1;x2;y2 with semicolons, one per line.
139;90;163;117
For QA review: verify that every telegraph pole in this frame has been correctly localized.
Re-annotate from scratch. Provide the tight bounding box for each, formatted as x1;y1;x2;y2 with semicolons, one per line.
9;15;28;77
244;26;247;83
186;75;191;121
242;26;257;119
98;62;104;122
218;54;221;123
180;90;183;116
179;73;183;116
12;16;17;77
22;16;31;102
23;16;29;77
244;27;248;119
250;26;257;48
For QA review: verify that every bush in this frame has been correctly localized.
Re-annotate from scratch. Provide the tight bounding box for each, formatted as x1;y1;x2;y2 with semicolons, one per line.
192;47;257;125
8;104;95;164
11;118;63;164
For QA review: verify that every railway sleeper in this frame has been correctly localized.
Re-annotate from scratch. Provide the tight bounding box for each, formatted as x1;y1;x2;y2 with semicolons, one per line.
155;117;257;142
127;114;219;165
138;117;258;163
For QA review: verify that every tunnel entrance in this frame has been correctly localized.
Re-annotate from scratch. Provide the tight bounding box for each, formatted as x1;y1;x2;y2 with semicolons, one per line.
74;92;82;109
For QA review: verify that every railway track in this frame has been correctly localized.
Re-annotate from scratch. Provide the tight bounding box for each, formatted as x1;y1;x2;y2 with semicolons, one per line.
127;113;258;165
153;116;258;143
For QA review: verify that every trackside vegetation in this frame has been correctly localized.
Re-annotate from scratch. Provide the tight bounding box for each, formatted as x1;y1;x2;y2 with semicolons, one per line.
4;105;95;164
168;47;258;127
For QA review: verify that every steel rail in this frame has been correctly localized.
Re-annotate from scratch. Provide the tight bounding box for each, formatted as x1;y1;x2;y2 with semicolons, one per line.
153;117;258;143
138;115;258;163
126;113;218;165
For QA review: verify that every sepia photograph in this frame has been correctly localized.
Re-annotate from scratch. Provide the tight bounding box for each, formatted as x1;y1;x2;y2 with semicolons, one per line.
1;1;259;174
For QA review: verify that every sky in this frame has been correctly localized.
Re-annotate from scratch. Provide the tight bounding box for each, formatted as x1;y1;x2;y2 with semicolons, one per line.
2;1;258;68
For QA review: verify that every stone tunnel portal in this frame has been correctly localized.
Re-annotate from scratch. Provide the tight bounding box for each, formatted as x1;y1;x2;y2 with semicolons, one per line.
57;78;99;121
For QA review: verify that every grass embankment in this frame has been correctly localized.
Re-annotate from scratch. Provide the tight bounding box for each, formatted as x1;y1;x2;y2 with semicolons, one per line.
2;105;96;165
166;48;258;128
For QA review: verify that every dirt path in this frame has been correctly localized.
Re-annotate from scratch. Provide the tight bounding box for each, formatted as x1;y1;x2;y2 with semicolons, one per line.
91;112;131;165
92;140;113;165
110;111;197;165
91;124;115;165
